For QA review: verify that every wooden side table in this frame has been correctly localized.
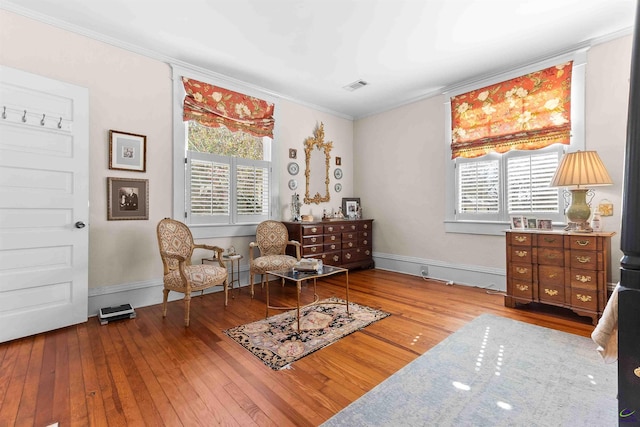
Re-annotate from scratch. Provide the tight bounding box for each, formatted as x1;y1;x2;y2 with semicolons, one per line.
202;254;243;296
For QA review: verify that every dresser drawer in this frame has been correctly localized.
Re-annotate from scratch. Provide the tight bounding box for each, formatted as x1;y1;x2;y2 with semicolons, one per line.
570;287;598;311
512;281;533;300
319;251;341;265
568;235;598;251
324;242;341;252
359;221;372;231
342;231;358;241
302;225;322;235
511;263;532;281
510;233;532;247
570;250;598;270
538;248;564;266
538;234;563;248
303;235;322;245
538;265;564;287
570;268;598;289
343;247;369;263
342;239;357;249
539;284;564;305
302;244;323;256
359;233;372;247
324;224;343;234
511;247;532;263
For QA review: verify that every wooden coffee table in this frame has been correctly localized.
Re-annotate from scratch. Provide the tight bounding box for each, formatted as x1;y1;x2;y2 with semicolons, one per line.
266;265;349;331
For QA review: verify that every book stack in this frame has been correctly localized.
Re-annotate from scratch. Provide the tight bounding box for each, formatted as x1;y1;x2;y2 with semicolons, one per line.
293;258;323;272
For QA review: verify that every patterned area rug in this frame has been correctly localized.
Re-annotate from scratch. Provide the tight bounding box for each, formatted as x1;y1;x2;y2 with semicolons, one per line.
322;313;618;427
224;297;390;370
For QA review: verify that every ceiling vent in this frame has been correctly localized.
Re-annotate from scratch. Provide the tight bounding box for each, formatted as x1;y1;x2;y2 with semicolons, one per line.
342;79;368;92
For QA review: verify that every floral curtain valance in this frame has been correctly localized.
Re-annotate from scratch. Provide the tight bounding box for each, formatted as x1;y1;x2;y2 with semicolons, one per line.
182;77;275;138
450;62;573;159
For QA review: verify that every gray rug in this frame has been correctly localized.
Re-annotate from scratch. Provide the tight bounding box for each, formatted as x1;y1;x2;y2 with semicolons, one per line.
322;313;617;427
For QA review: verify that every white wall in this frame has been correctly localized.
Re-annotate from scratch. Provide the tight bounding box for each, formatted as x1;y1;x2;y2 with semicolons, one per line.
354;35;632;288
0;10;353;312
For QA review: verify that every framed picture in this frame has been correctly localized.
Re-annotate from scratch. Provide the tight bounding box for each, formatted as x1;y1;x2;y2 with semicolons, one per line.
109;130;147;172
527;218;537;229
107;177;149;220
510;215;525;229
537;219;553;230
342;197;360;219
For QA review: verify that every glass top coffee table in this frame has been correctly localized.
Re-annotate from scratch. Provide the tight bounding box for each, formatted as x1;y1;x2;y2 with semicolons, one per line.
266;265;349;331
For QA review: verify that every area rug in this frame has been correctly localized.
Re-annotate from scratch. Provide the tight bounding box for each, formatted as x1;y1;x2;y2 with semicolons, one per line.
322;313;618;427
224;297;390;370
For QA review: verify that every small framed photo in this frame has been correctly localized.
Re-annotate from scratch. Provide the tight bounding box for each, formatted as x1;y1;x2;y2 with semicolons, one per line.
289;148;297;159
336;156;342;166
342;197;360;219
537;219;553;230
107;177;149;220
109;130;147;172
510;215;525;229
527;218;538;229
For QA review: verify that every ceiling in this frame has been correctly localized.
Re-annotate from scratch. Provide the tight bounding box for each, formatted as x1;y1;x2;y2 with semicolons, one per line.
2;0;637;119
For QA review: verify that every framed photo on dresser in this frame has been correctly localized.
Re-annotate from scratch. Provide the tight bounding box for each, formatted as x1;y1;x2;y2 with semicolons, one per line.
510;215;525;229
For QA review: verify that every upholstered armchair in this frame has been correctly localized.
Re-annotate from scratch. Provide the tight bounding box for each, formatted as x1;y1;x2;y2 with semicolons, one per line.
156;218;228;326
249;220;301;297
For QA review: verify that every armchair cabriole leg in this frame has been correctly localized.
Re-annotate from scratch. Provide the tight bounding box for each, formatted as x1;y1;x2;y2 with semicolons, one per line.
184;292;191;327
162;289;169;318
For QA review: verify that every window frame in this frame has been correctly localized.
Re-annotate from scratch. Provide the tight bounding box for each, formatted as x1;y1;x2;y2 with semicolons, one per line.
171;65;281;239
444;49;587;235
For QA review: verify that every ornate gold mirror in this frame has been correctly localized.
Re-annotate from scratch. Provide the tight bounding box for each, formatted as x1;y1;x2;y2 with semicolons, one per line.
304;122;332;204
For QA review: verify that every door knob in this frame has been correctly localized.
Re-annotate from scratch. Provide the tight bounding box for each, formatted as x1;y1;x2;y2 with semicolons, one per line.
75;221;86;229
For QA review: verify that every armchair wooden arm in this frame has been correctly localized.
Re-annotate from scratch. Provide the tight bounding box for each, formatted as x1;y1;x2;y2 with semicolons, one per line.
287;240;301;260
194;244;226;268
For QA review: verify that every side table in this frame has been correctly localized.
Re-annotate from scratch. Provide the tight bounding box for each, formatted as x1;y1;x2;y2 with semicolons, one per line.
202;254;243;297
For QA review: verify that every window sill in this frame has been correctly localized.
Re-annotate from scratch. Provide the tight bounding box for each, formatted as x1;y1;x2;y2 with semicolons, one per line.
444;220;511;236
189;223;258;239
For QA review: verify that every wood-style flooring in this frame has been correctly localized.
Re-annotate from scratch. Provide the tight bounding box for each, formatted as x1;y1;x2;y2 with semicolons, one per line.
0;269;597;426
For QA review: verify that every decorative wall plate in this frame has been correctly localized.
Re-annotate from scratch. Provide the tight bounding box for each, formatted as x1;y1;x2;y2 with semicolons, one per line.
335;183;342;192
288;179;298;190
287;162;299;175
334;168;343;179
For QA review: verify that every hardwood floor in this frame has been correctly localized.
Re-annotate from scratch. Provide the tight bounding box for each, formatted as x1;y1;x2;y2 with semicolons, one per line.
0;269;597;427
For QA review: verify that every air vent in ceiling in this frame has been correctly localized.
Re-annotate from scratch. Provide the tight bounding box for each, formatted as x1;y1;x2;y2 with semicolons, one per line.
342;79;368;92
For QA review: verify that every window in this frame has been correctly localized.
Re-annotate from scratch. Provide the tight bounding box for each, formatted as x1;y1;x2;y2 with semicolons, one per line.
172;66;278;238
445;51;587;235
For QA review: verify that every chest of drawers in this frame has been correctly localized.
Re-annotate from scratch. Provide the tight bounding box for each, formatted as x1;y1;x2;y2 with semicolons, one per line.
505;230;614;325
283;219;374;270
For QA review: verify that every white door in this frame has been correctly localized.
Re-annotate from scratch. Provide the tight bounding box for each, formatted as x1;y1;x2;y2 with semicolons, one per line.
0;66;89;343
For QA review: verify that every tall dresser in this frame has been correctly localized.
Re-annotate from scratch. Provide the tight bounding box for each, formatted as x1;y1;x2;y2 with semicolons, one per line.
505;230;615;325
283;219;374;270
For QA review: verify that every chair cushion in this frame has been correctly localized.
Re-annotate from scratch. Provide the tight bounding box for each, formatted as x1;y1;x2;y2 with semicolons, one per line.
250;254;298;273
164;264;227;292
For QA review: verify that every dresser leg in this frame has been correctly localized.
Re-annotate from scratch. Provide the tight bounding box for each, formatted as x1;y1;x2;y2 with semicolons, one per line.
504;296;516;308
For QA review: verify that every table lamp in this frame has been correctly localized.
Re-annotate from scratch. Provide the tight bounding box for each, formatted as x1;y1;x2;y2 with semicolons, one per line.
550;150;612;232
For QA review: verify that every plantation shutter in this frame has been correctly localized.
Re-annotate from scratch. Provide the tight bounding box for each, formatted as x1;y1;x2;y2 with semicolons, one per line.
457;159;500;214
235;158;270;223
187;152;231;224
507;152;560;214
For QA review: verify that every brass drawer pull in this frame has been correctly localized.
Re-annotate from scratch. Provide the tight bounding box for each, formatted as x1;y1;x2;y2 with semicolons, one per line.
515;251;528;257
575;240;591;246
311;237;317;243
576;256;591;263
363;240;368;245
310;247;317;252
548;273;558;279
516;267;528;274
330;244;336;250
516;284;529;291
543;237;557;243
330;235;336;241
328;226;334;232
333;255;339;261
576;294;592;302
311;227;318;233
575;275;592;283
363;232;369;237
365;250;371;255
515;236;527;243
544;289;558;296
345;253;351;259
363;224;368;229
347;242;354;247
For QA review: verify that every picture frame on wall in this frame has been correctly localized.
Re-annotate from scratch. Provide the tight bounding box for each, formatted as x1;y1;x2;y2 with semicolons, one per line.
510;215;525;229
109;130;147;172
342;197;360;219
107;177;149;220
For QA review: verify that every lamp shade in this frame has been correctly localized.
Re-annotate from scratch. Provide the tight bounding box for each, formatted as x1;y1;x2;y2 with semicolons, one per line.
550;151;613;188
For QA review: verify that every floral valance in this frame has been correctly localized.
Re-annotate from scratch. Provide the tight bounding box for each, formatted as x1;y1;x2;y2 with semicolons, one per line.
450;62;573;159
182;77;275;138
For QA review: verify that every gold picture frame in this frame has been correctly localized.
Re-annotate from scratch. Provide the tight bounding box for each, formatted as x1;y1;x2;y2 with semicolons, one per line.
109;130;147;172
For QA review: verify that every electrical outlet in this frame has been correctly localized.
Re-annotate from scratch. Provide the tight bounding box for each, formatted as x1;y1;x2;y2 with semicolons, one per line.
420;265;429;276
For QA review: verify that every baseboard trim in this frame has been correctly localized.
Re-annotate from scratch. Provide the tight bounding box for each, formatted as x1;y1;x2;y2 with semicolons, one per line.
372;252;506;291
